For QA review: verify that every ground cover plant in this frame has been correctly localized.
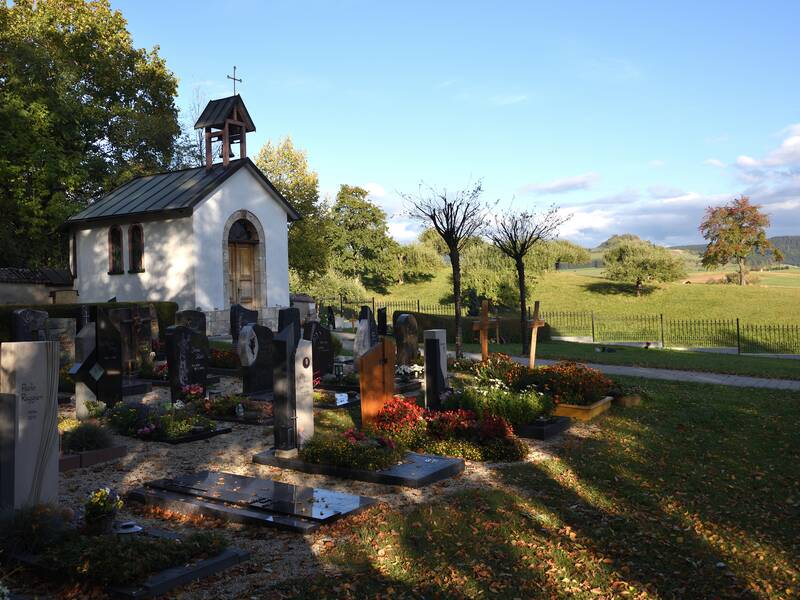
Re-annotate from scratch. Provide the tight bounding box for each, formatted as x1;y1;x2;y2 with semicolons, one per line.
277;377;800;599
196;394;273;421
0;505;227;588
106;402;216;441
60;422;113;453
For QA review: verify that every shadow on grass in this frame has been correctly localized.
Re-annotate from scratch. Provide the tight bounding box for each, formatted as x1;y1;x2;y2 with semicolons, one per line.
582;281;656;296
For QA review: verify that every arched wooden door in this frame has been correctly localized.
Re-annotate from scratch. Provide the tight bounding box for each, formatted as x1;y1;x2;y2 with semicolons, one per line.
228;219;259;308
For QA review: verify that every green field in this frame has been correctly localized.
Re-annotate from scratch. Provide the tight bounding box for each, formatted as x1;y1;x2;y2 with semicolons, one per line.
377;267;800;324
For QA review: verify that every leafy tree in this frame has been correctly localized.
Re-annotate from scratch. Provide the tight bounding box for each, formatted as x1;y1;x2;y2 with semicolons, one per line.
596;233;642;250
397;242;441;283
255;136;330;282
489;207;570;354
461;241;519;308
0;0;187;267
603;240;687;296
418;227;449;256
289;267;367;301
403;182;487;357
547;240;592;269
327;185;400;292
699;196;783;285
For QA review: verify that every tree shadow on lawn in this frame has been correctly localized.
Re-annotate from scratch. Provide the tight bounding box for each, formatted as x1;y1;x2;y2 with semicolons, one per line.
495;381;800;598
582;281;657;296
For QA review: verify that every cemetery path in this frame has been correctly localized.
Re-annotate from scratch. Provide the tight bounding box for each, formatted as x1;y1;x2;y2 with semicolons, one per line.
335;332;800;390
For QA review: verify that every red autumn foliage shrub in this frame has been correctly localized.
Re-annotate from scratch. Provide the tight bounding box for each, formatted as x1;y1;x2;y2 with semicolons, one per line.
425;409;477;439
478;414;515;441
519;361;613;405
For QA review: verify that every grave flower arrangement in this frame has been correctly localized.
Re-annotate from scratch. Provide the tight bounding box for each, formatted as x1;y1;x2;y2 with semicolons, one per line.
181;384;205;403
395;364;424;382
515;361;612;406
107;402;216;442
84;487;123;534
209;348;240;369
199;394;273;422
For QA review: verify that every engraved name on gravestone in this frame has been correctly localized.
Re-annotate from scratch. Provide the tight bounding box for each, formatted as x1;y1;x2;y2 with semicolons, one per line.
302;321;334;381
295;339;314;447
12;309;49;341
0;341;59;510
424;329;448;410
238;323;274;394
230;304;258;345
165;325;209;402
394;313;419;366
46;318;76;368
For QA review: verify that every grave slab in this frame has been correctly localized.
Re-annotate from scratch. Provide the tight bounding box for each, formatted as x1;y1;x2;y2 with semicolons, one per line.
513;416;572;440
128;471;376;533
253;450;465;488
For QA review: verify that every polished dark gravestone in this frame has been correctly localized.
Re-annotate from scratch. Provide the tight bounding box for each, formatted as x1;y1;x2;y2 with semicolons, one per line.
111;306;157;376
278;307;301;346
302;321;334;381
128;471;376;533
11;309;49;341
165;325;208;403
424;329;448;410
70;323;97;420
254;450;464;488
272;324;298;457
394;313;419;366
360;306;379;347
238;323;274;395
377;307;388;337
230;304;258;345
326;305;336;330
95;308;124;407
175;310;207;335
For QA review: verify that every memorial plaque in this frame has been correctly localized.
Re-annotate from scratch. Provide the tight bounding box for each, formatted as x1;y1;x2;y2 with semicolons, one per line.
230;304;258;345
165;325;209;403
377;307;388;337
424;329;448;410
95;308;123;407
176;310;207;335
295;339;314;446
238;323;274;394
302;321;334;381
394;313;419;366
0;341;59;510
358;337;396;427
278;307;301;349
11;309;49;341
46;317;76;368
272;325;297;456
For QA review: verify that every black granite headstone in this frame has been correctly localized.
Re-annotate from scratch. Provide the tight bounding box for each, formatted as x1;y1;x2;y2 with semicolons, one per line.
377;307;388;337
238;323;274;394
302;321;334;381
327;306;336;330
272;325;297;454
425;337;447;410
358;306;379;347
176;310;207;335
95;308;123;407
11;309;49;341
230;304;258;345
109;306;155;375
165;325;209;402
394;313;419;366
278;307;301;349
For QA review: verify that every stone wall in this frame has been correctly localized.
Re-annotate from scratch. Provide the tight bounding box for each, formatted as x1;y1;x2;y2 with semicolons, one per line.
205;306;282;337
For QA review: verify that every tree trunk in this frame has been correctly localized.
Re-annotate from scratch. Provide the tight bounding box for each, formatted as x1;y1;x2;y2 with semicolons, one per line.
451;249;463;358
738;257;746;286
516;257;528;355
635;277;642;297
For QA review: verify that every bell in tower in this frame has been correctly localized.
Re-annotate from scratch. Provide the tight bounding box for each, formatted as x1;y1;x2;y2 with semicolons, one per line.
194;94;256;168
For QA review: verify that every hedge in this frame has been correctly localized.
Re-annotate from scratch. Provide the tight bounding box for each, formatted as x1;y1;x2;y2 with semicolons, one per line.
397;311;552;345
0;301;179;343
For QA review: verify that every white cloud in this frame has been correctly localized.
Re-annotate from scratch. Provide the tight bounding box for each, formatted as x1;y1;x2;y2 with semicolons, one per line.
735;124;800;169
489;94;528;106
736;155;759;168
648;159;665;168
704;158;726;168
519;172;599;195
387;219;420;243
364;182;386;199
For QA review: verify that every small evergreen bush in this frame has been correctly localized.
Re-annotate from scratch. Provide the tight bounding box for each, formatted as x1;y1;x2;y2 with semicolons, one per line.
62;423;113;453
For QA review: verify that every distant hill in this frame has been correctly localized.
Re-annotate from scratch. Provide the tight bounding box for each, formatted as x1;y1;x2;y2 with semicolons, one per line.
671;236;800;267
594;234;642;251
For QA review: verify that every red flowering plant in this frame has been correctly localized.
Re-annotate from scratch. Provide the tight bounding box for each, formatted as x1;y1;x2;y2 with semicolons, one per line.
371;395;427;446
424;409;477;439
518;361;613;406
209;348;240;369
154;362;168;380
472;353;525;389
181;384;205;404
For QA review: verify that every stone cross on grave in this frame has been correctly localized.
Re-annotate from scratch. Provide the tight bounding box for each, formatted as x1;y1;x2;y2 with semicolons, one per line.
471;300;499;361
528;300;546;368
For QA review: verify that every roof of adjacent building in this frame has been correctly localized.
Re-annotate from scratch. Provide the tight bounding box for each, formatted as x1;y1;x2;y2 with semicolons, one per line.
65;158;300;226
194;95;255;132
0;267;73;286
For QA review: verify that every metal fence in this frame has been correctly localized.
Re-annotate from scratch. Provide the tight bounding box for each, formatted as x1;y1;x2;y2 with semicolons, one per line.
324;297;800;354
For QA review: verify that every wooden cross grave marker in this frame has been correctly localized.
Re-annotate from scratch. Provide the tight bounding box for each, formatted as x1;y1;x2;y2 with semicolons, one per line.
528;300;546;368
471;300;499;361
358;336;396;427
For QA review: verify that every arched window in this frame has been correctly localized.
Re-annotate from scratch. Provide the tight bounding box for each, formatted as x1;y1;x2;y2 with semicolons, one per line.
227;218;259;244
128;224;144;272
108;226;124;274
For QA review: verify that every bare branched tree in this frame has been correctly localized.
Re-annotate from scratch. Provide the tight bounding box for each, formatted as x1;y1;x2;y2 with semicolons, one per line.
402;181;487;357
489;205;570;354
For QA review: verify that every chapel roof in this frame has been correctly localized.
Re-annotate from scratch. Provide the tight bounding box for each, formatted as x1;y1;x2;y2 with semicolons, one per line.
194;95;256;132
66;158;300;226
0;267;73;286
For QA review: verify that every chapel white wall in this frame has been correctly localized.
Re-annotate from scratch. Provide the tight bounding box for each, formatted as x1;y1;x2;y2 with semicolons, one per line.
191;167;290;311
73;217;196;309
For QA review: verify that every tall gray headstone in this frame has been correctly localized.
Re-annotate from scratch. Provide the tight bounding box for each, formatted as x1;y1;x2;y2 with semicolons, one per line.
394;313;419;366
295;339;314;447
0;341;59;510
46;317;76;368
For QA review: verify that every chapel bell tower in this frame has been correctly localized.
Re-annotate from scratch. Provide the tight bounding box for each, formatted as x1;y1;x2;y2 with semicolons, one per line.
194;95;256;168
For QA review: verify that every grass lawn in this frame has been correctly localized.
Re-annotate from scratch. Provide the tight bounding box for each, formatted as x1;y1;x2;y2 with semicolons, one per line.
453;340;800;380
378;267;800;323
280;378;799;598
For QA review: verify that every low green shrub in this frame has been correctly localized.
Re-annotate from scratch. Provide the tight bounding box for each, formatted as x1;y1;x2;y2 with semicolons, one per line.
452;386;552;425
61;423;113;453
85;399;107;418
300;432;405;471
107;403;215;441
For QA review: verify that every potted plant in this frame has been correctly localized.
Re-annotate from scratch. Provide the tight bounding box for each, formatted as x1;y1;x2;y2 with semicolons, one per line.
84;487;123;535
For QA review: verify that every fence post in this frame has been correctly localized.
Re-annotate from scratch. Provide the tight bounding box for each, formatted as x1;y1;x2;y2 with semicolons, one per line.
372;296;376;315
591;311;596;343
660;313;665;348
339;294;344;316
417;299;420;313
736;318;741;354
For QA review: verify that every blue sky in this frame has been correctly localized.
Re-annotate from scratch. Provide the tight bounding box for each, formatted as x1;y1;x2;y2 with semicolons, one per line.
113;0;800;247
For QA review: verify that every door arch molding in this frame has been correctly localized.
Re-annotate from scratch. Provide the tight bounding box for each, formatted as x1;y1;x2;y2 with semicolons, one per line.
221;210;268;309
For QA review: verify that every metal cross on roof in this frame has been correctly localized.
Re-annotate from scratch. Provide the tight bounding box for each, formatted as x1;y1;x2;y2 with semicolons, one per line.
227;65;242;95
